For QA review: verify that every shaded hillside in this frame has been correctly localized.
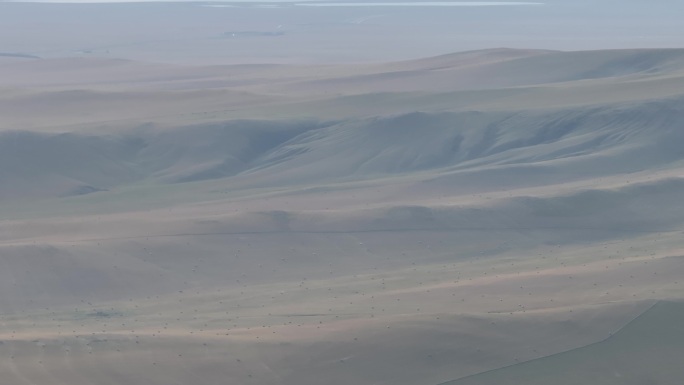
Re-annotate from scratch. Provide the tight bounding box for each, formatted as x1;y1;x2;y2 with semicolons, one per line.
0;120;323;200
1;95;682;201
244;99;684;187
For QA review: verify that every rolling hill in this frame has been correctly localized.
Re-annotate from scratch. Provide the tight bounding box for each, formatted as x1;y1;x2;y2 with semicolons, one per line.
1;48;684;385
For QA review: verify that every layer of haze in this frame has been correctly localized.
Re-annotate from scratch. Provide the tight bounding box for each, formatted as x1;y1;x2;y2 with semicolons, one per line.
1;2;684;385
0;0;682;64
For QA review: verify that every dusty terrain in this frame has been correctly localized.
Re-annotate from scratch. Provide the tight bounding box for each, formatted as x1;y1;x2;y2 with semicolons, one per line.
1;36;684;385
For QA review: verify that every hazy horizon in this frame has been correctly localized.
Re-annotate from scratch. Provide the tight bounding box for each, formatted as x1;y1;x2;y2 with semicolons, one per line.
3;0;544;3
1;0;681;64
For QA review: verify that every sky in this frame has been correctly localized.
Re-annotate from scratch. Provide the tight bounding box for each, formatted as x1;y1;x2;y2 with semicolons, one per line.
0;0;681;64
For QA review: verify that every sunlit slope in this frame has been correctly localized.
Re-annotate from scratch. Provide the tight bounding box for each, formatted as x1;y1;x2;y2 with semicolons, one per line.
4;48;684;130
274;48;684;94
0;302;657;385
3;175;684;311
441;301;684;385
5;48;684;92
